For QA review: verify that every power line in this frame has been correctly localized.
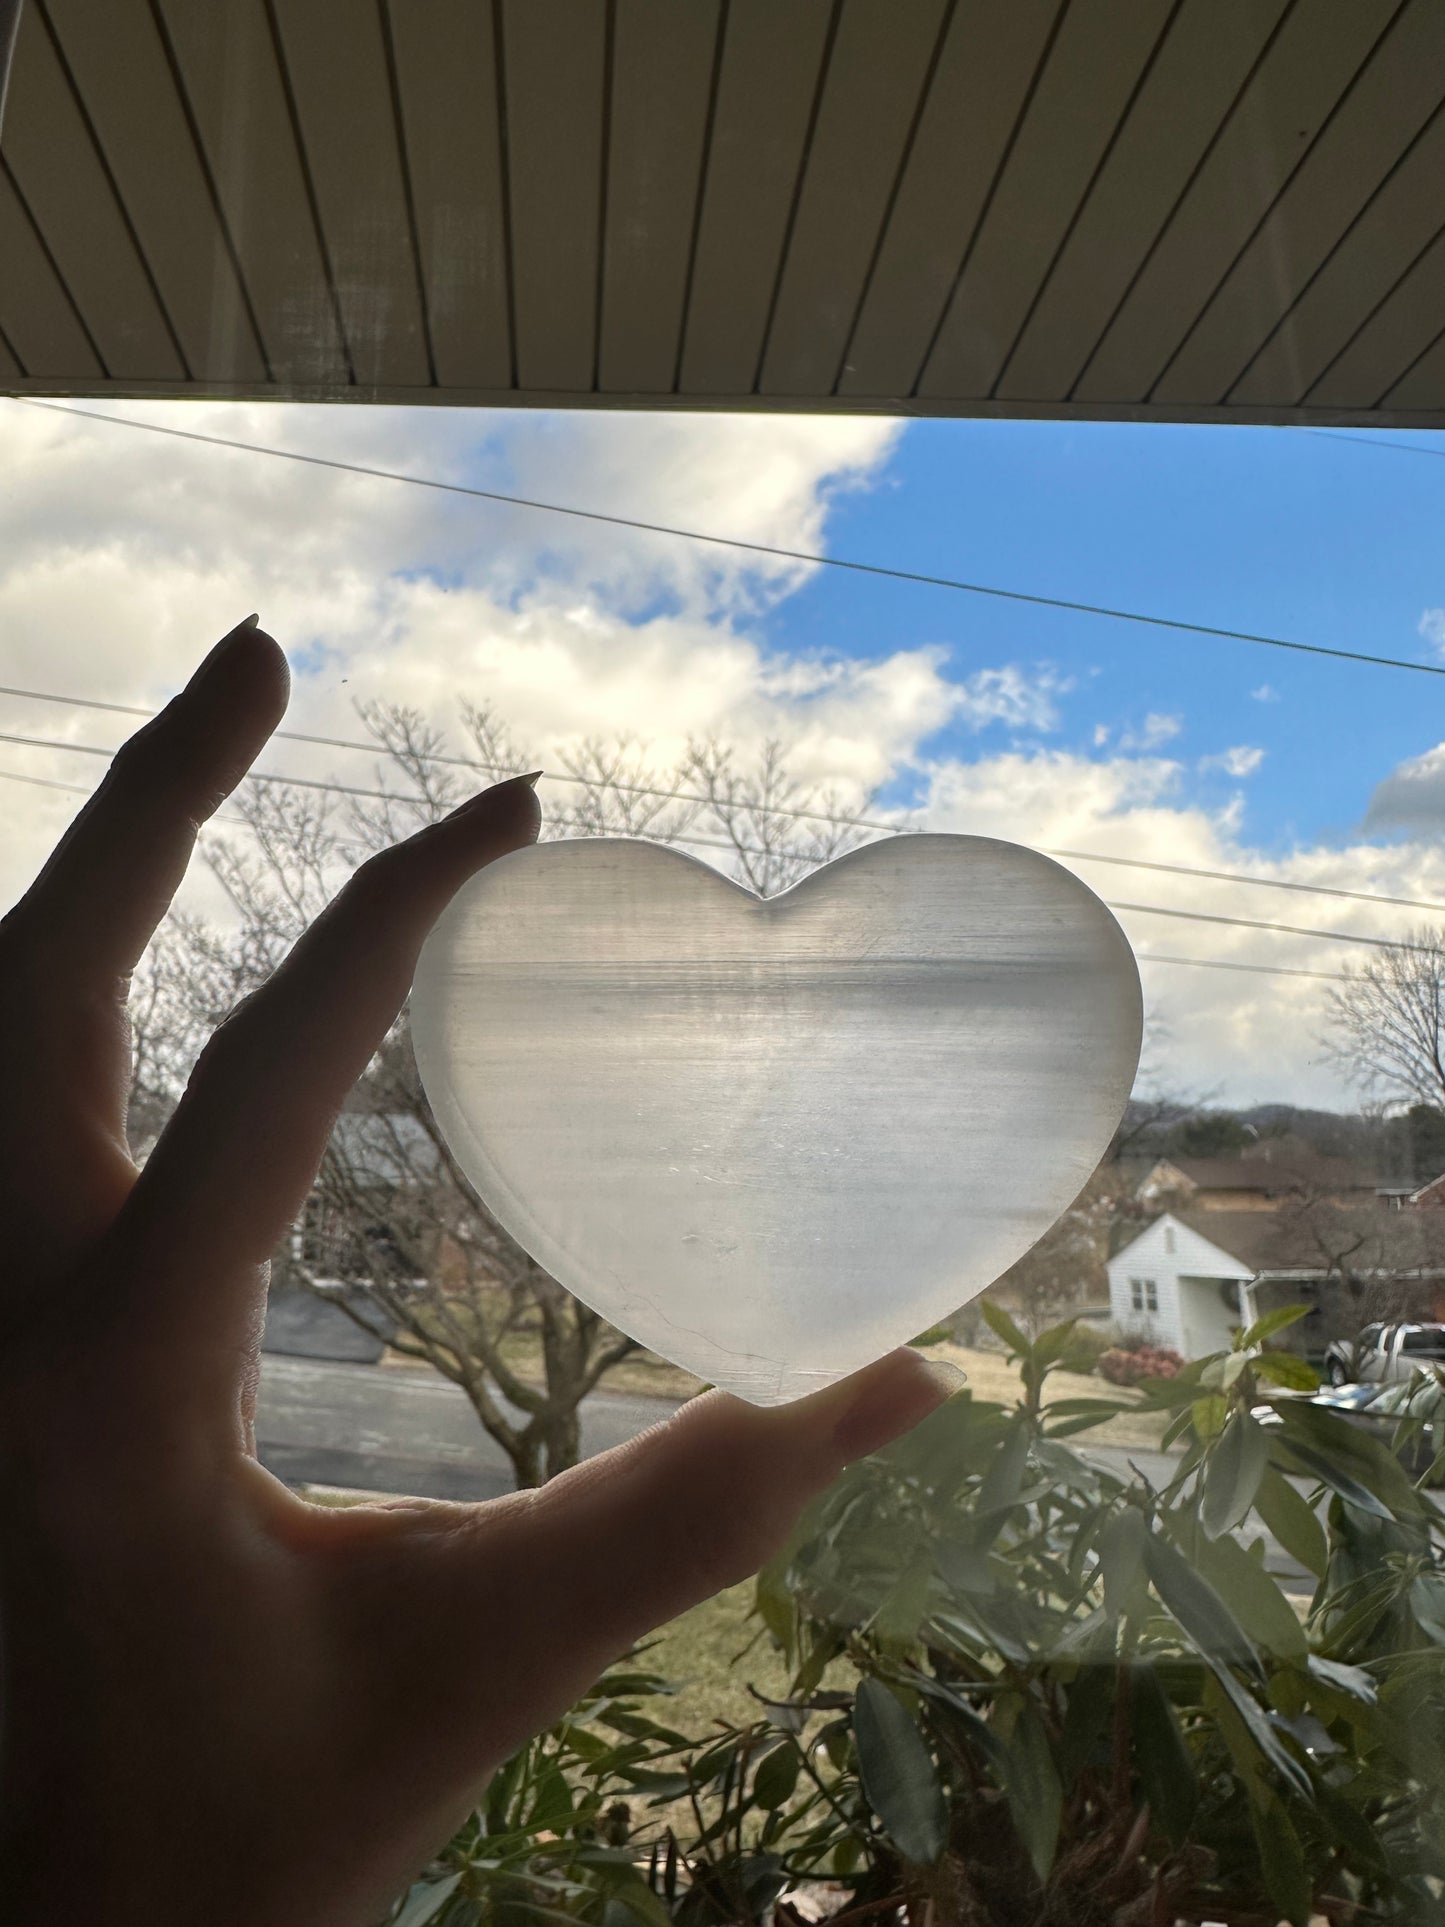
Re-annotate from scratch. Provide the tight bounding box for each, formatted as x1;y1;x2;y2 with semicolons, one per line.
1137;952;1346;984
0;761;1362;984
0;735;1420;959
2;674;1444;917
13;397;1445;680
1113;901;1436;956
1302;428;1445;463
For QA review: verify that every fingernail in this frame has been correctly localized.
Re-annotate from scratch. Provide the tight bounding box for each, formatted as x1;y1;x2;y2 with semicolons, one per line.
521;769;543;788
191;615;263;690
831;1353;964;1463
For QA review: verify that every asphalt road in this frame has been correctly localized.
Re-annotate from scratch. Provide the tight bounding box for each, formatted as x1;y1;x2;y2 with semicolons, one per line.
255;1355;1311;1587
256;1354;675;1502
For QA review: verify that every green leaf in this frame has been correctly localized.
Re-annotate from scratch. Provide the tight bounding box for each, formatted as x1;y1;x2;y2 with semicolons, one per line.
1272;1436;1393;1522
1193;1532;1307;1660
1144;1528;1261;1675
853;1678;948;1867
974;1418;1030;1523
1306;1654;1377;1703
753;1739;801;1811
1254;1467;1327;1580
1201;1410;1270;1539
392;1874;464;1927
1207;1665;1312;1799
1251;1794;1311;1927
1273;1398;1426;1517
1128;1664;1198;1845
1253;1353;1319;1391
998;1701;1062;1884
935;1537;996;1596
1243;1304;1312;1348
1097;1506;1150;1623
1191;1394;1229;1441
980;1298;1029;1355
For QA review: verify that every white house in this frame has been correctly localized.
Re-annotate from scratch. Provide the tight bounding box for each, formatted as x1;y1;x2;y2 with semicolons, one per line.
1106;1212;1257;1359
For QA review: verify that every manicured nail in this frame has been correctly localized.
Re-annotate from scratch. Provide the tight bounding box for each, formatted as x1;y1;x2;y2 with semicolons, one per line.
192;615;263;689
521;769;543;788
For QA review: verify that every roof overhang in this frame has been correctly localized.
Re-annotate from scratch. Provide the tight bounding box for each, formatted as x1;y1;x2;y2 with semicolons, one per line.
5;1;1445;426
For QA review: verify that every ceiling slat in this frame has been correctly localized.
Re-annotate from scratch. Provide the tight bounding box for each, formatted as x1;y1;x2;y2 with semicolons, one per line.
500;0;607;393
42;0;266;385
835;0;1061;400
918;0;1173;401
156;0;348;385
0;4;182;379
757;0;947;397
597;0;719;394
269;0;430;387
1307;225;1445;408
1153;4;1445;406
676;0;834;397
0;168;102;378
386;0;510;390
1381;314;1445;410
1073;0;1400;403
995;0;1288;404
1230;110;1445;407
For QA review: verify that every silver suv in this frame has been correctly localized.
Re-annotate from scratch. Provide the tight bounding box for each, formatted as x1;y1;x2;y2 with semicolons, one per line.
1324;1321;1445;1388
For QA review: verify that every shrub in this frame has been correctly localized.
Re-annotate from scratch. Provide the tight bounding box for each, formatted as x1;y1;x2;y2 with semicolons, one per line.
1097;1342;1184;1385
386;1310;1445;1927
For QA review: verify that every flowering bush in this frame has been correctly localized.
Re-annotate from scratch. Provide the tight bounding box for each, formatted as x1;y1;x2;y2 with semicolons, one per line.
1097;1342;1184;1385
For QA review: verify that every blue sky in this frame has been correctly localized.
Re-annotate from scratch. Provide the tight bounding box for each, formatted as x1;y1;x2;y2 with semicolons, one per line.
6;397;1445;1107
769;419;1445;852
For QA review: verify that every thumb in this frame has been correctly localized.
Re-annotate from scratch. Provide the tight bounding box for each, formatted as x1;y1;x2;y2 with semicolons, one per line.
442;1348;963;1747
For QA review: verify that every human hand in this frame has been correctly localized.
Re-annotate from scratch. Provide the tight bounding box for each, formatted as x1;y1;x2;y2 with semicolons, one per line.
0;620;956;1926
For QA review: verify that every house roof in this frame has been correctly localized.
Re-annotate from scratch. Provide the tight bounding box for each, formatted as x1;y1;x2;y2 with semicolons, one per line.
6;2;1445;423
1145;1152;1373;1197
1174;1205;1445;1279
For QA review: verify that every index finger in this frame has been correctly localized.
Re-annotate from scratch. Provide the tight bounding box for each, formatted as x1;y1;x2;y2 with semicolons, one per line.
110;771;542;1387
2;617;289;982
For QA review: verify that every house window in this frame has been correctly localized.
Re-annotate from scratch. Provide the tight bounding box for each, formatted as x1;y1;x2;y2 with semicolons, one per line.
1130;1278;1159;1314
1163;1225;1176;1255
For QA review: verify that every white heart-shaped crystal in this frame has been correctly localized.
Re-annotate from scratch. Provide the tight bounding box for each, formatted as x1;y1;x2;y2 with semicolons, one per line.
411;835;1142;1405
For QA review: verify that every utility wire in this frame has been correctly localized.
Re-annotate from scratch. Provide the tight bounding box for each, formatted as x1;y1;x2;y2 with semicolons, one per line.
1136;952;1346;984
0;764;1363;984
13;397;1445;680
0;737;1419;959
2;675;1443;916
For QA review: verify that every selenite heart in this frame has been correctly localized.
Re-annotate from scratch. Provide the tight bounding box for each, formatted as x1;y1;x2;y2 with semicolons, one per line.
411;835;1143;1405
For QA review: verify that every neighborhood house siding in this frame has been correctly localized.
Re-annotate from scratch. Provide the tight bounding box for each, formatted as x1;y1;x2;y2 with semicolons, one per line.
1106;1213;1253;1360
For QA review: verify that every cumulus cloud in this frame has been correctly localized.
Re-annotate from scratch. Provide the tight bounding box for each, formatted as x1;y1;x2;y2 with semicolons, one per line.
1117;712;1181;752
1;395;1437;1112
1365;743;1445;835
1199;745;1265;778
1419;608;1445;655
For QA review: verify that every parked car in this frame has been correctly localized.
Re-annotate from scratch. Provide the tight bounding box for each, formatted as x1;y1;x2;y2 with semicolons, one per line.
1323;1320;1445;1387
1257;1381;1445;1480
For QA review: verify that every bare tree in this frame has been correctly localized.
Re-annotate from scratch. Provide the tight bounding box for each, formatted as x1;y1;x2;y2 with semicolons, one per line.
1326;928;1445;1111
987;1160;1134;1339
141;702;885;1486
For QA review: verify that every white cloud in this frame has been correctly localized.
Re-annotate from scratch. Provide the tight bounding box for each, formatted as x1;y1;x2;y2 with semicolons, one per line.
1199;745;1266;778
1251;683;1279;703
1419;608;1445;655
1118;712;1181;752
1;396;1435;1115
